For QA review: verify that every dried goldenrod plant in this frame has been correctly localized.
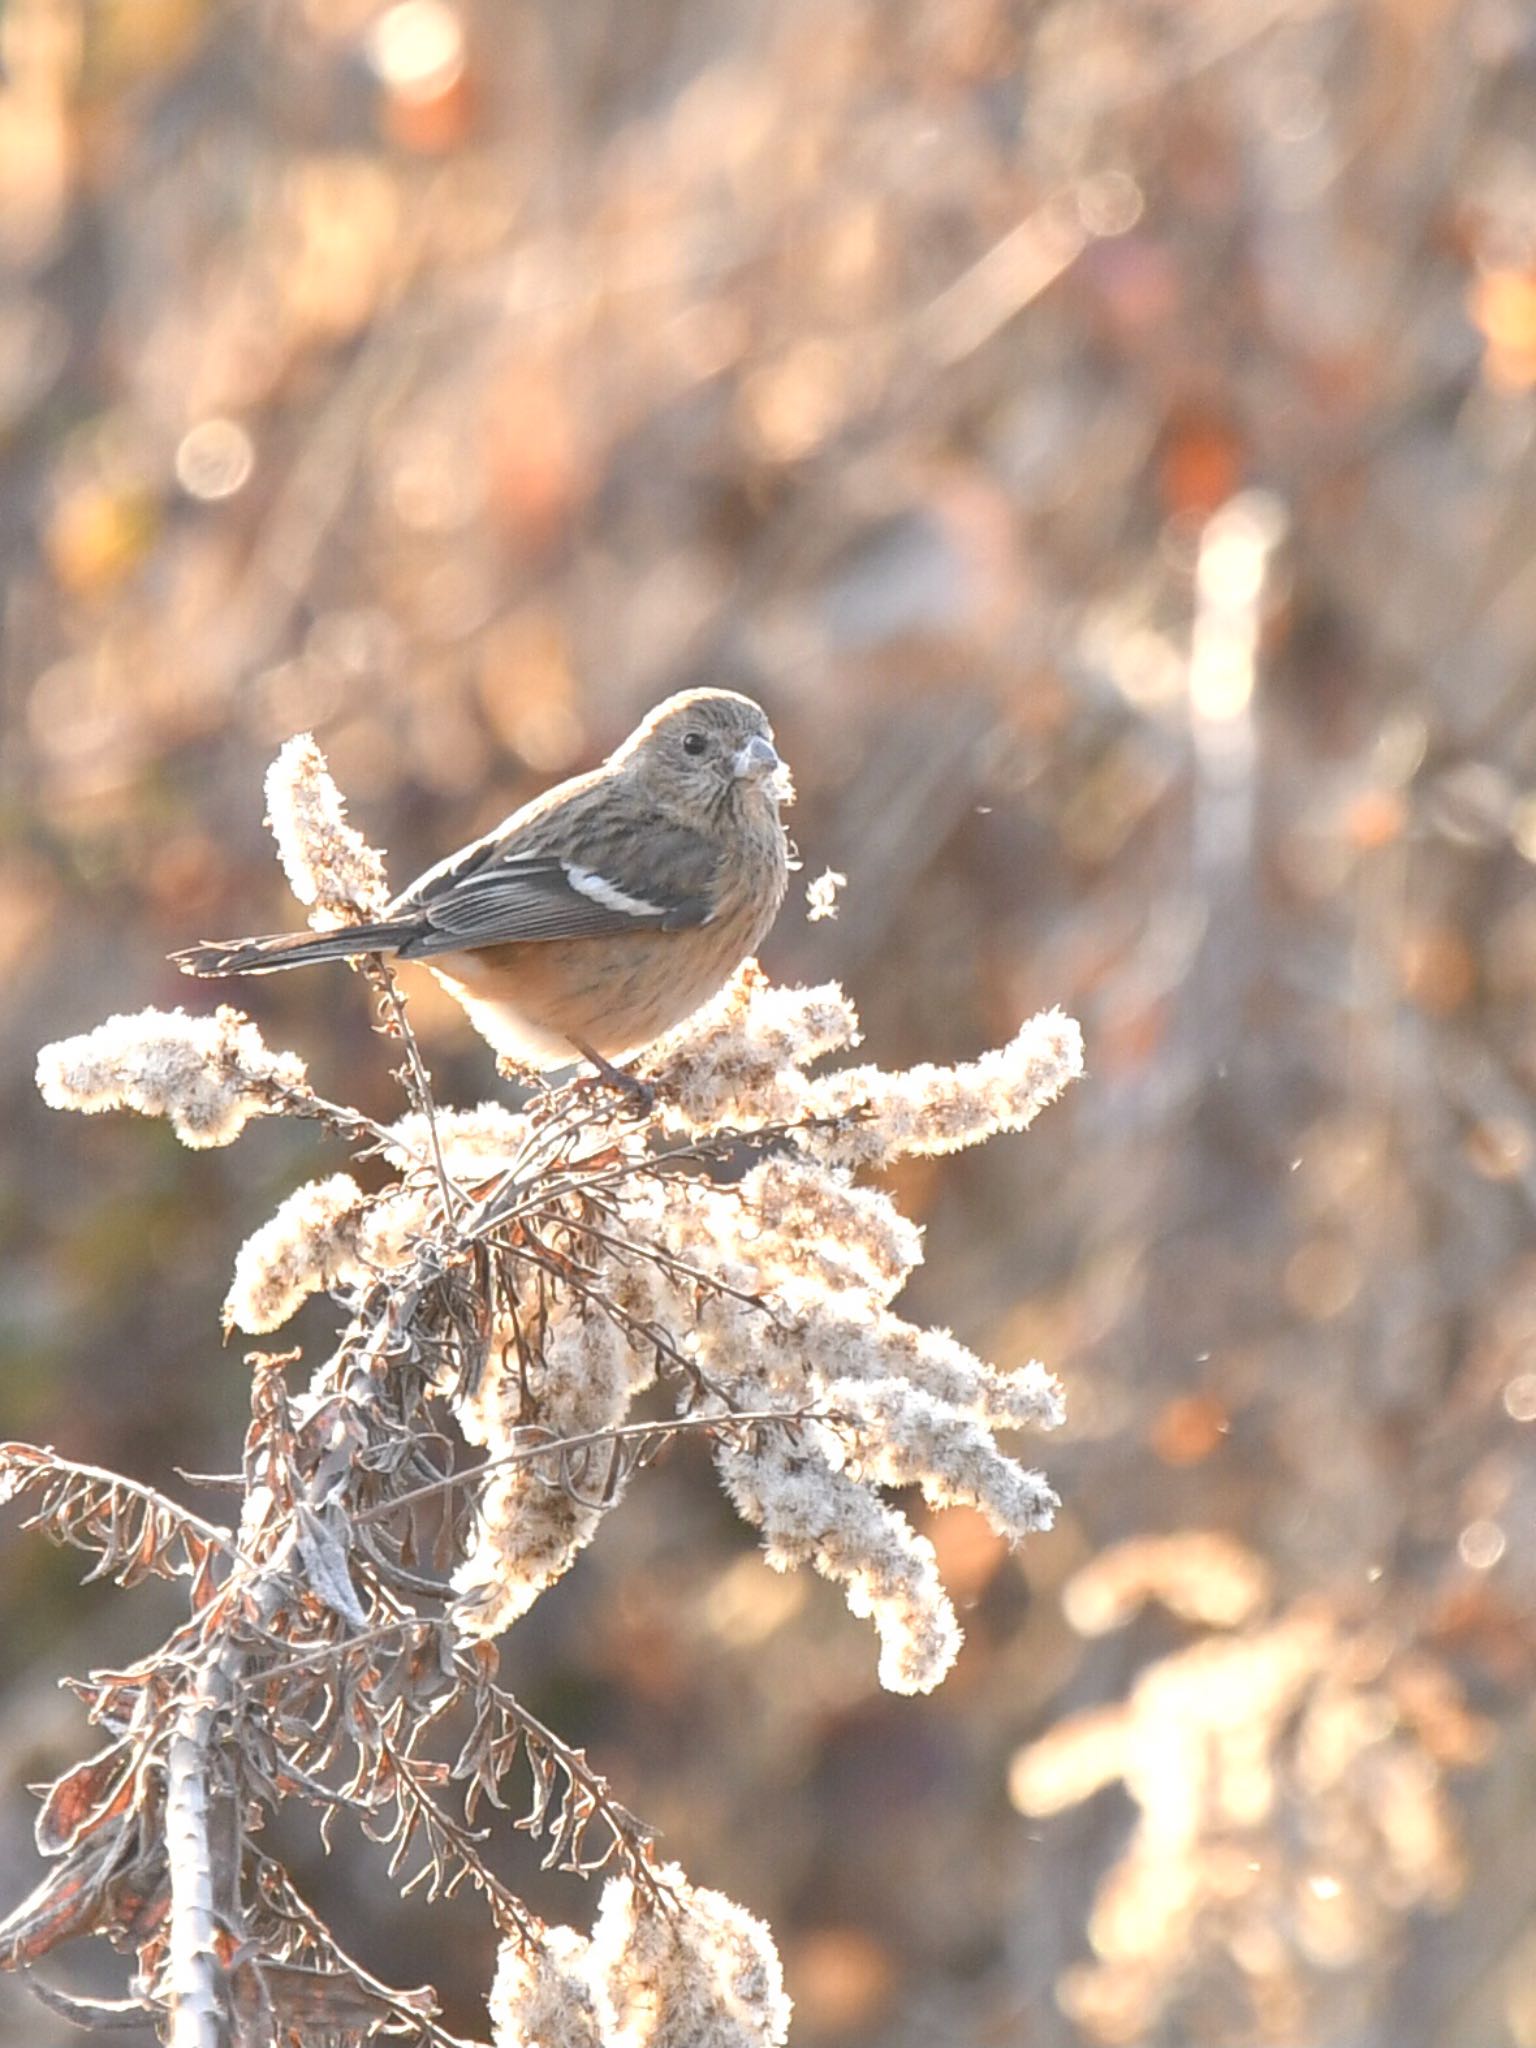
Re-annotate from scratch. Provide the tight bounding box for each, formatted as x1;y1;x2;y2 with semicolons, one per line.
6;738;1081;2046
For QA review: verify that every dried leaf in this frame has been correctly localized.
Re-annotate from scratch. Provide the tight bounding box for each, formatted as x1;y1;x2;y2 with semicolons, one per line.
35;1743;136;1858
293;1504;368;1629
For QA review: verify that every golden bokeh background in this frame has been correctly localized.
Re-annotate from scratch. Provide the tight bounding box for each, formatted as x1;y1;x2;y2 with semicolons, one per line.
4;0;1536;2041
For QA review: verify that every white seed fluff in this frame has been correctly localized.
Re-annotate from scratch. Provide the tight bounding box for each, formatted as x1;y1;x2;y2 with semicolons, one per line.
224;1173;371;1334
589;1864;792;2048
490;1926;605;2048
264;731;390;926
37;1007;306;1149
805;867;846;922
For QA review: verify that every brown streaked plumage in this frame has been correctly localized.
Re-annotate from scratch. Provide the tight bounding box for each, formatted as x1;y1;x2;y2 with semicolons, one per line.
172;689;791;1069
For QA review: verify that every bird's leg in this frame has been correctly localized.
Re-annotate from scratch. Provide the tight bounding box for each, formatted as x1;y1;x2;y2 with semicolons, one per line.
570;1039;656;1116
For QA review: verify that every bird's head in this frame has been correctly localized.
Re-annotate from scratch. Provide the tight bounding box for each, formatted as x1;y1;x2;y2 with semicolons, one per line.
615;688;791;818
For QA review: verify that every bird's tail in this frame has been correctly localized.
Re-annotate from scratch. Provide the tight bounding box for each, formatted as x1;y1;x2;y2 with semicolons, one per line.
171;920;421;978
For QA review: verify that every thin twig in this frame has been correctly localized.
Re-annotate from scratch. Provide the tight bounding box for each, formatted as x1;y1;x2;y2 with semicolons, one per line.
22;1974;159;2031
364;957;461;1226
253;1864;486;2048
0;1445;237;1559
550;1212;784;1318
353;1406;829;1526
381;1739;542;1941
259;1071;429;1162
236;1614;444;1691
471;1677;670;1908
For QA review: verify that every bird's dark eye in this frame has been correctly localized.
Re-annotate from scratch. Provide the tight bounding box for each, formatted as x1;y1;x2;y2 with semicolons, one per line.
682;730;708;757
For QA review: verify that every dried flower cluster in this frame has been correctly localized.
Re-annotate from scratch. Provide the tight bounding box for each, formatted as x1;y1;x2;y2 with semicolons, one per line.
8;735;1080;2043
264;730;391;926
224;1171;376;1333
445;966;1075;1686
491;1866;791;2048
35;1004;307;1148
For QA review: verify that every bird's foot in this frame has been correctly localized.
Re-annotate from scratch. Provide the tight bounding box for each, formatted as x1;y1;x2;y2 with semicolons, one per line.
571;1041;656;1116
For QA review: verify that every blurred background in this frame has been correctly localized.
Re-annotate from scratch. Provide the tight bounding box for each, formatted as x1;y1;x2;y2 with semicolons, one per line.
4;0;1536;2041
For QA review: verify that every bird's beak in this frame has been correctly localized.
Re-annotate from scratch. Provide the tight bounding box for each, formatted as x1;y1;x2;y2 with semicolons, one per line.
732;733;781;780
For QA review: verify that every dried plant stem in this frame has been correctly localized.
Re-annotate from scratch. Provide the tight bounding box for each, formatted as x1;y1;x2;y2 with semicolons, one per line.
235;1614;438;1690
165;1661;234;2048
23;1973;158;2031
257;1069;444;1177
0;1444;237;1562
362;955;460;1224
255;1864;482;2048
354;1405;830;1526
480;1681;671;1910
382;1740;542;1941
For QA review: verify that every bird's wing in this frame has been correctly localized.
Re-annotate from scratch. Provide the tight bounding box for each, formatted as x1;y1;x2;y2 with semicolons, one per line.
392;820;719;956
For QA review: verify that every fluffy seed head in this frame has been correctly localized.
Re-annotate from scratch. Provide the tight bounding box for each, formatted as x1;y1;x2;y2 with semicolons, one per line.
264;731;390;927
37;1006;306;1148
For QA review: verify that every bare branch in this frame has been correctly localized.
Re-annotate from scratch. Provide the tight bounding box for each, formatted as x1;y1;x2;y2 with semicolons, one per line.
165;1665;234;2048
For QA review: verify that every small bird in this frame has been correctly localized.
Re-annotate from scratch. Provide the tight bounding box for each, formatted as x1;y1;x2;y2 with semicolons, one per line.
173;689;790;1075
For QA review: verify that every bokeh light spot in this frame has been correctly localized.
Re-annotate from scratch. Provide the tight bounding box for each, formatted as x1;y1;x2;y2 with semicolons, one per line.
1077;171;1145;239
1457;1520;1506;1570
365;0;465;100
174;418;254;502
